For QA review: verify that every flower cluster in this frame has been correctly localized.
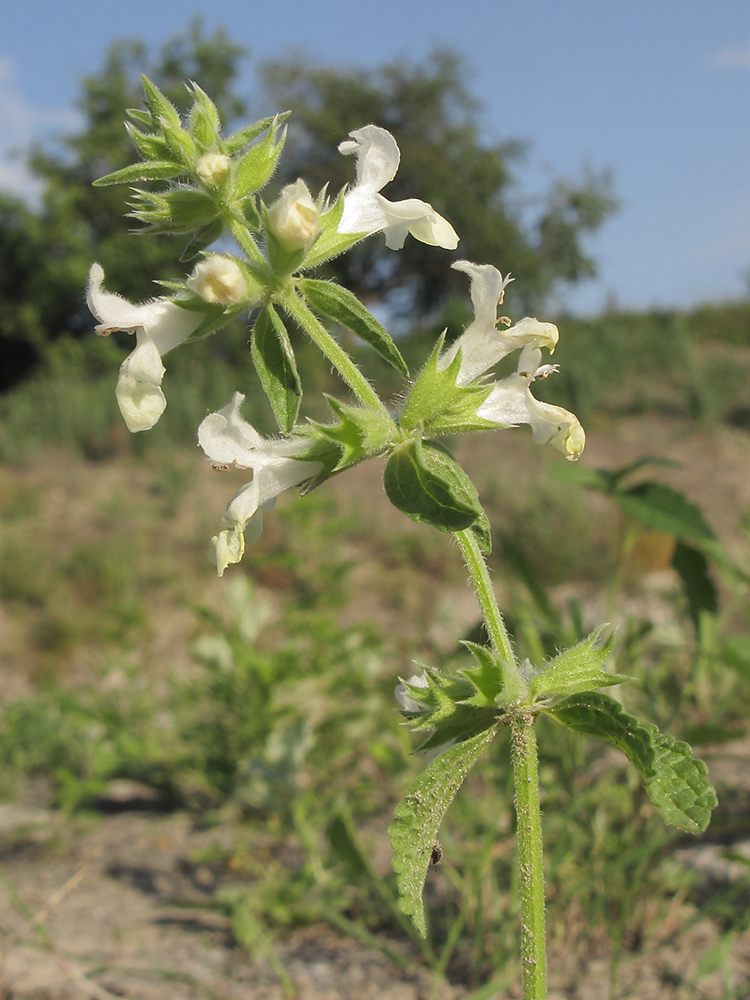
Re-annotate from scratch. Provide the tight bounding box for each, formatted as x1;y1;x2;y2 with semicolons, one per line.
87;81;583;574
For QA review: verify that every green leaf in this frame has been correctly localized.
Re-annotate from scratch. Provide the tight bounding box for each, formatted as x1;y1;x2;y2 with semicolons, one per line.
672;541;719;629
389;727;497;936
530;626;628;701
399;337;495;435
615;482;715;542
459;641;504;706
548;462;611;491
722;636;750;682
93;160;186;187
251;305;301;432
384;439;491;552
224;113;290;155
188;83;221;150
300;192;363;268
140;75;181;132
645;731;718;834
233;121;285;197
401;666;498;751
298;278;408;376
547;692;717;833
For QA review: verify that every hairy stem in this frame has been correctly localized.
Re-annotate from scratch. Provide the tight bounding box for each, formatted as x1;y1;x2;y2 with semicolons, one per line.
280;290;390;416
511;715;547;1000
455;529;514;666
457;527;547;999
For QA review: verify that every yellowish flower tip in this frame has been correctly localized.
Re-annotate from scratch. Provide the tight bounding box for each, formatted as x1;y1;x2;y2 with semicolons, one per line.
561;418;586;461
267;179;319;251
188;256;247;306
195;151;230;188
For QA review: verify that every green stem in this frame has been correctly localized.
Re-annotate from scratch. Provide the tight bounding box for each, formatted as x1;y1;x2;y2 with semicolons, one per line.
455;529;514;666
281;289;390;416
455;528;547;1000
510;715;547;1000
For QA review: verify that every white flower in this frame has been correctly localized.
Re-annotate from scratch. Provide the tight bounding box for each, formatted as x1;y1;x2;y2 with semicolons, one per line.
337;125;459;250
187;255;247;306
395;672;430;713
87;263;201;432
267;179;319;251
198;392;323;574
477;343;585;461
441;261;558;385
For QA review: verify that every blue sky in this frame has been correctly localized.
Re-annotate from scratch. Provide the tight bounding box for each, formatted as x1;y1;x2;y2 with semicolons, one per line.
1;0;749;315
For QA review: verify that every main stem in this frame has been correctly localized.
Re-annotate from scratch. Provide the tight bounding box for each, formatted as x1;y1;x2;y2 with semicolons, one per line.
455;529;547;1000
510;716;547;1000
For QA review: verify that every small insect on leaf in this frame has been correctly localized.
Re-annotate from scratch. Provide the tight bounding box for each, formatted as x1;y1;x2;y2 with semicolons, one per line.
430;841;443;866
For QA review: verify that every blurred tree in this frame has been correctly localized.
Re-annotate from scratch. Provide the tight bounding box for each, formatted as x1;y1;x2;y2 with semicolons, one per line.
261;49;618;321
0;33;617;391
0;19;246;390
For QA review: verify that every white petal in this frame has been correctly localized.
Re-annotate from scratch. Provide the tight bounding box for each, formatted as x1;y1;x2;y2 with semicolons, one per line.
115;364;167;432
209;527;245;577
198;393;264;466
477;378;585;460
124;338;165;386
445;318;559;387
338;186;389;235
87;263;199;355
339;125;400;191
451;261;513;328
526;397;586;460
378;196;459;250
476;376;534;426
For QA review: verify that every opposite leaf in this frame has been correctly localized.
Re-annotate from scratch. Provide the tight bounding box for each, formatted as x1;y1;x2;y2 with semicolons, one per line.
299;278;408;375
547;692;717;833
389;726;497;937
530;626;627;701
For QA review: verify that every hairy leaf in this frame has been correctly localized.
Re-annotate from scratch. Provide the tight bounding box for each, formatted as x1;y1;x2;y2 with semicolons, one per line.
299;278;408;375
547;692;717;833
389;727;497;936
384;439;491;552
530;626;628;701
251;305;301;432
94;160;186;187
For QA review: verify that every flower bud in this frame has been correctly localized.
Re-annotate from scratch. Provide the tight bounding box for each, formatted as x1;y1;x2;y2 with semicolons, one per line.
188;256;247;306
195;151;230;188
267;179;319;251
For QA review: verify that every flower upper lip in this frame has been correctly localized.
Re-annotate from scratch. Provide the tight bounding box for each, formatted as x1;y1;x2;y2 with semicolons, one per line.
337;125;459;251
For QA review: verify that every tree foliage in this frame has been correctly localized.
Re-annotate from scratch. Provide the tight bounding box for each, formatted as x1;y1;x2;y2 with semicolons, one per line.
0;29;617;391
0;20;246;390
261;49;617;318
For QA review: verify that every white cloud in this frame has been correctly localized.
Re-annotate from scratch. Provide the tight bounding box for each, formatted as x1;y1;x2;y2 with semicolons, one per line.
711;43;750;69
0;55;81;201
